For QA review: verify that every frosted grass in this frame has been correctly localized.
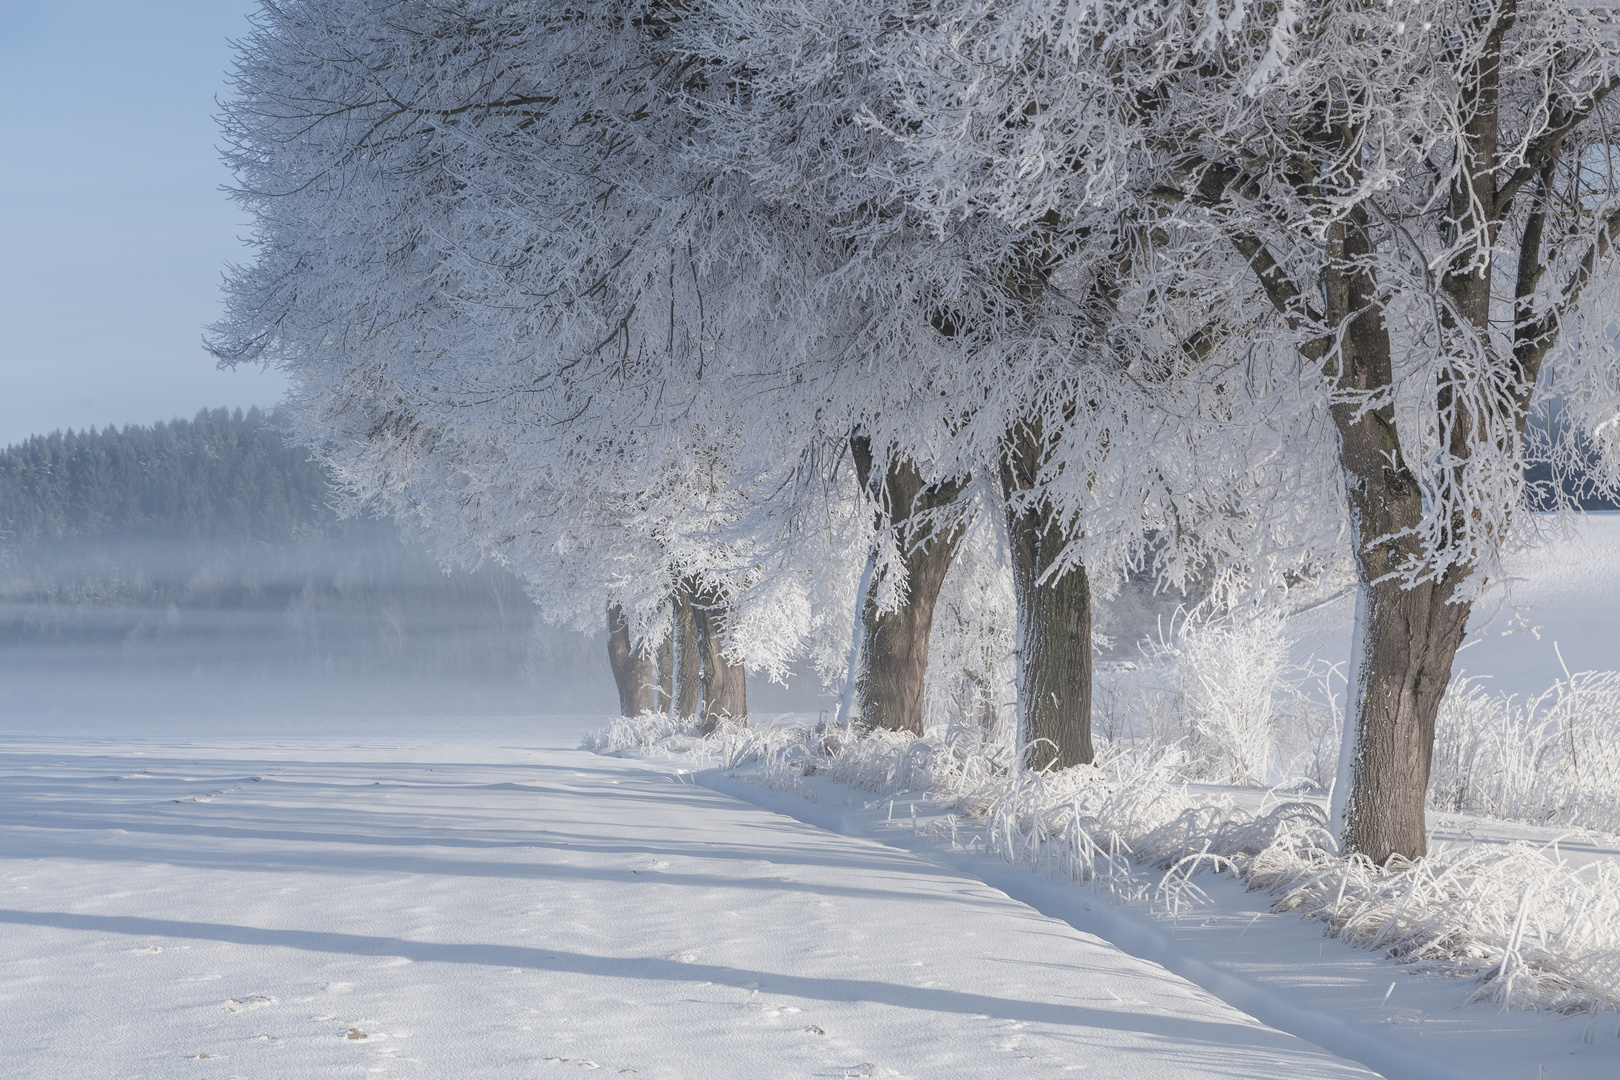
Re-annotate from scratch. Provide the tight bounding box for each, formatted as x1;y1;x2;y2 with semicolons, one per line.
1088;608;1620;834
1430;669;1620;834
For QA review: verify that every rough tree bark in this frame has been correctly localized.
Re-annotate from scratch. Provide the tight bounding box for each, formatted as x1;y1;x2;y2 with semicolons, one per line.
998;420;1094;772
671;582;703;720
656;630;674;714
606;602;656;717
849;435;965;736
690;583;746;733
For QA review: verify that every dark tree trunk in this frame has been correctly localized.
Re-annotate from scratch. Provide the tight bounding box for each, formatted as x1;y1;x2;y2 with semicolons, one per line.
849;436;965;735
1004;498;1094;772
656;628;674;714
998;422;1093;772
606;602;656;717
671;583;703;720
1337;565;1471;864
691;585;746;732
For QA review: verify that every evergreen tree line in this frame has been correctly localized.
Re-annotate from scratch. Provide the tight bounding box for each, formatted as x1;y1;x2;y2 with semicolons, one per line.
0;406;370;548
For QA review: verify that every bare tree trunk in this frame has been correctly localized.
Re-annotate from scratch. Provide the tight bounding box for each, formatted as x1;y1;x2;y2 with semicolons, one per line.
998;422;1093;772
605;602;656;717
1004;497;1094;771
849;436;965;735
671;583;702;720
691;584;746;732
656;628;674;715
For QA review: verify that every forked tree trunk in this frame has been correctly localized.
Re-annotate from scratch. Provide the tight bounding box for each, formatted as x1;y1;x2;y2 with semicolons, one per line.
605;602;656;717
849;436;965;735
671;583;703;720
1223;200;1486;860
1318;205;1476;864
999;421;1093;772
690;584;747;732
1224;13;1580;862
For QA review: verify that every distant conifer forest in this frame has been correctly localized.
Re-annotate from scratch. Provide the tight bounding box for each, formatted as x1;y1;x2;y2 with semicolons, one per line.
0;406;360;547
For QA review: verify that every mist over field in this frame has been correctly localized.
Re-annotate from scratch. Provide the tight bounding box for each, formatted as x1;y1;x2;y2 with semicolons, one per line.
0;409;829;734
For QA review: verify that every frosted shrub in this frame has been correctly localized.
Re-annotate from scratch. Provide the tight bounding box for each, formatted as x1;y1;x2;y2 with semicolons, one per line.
1430;669;1620;833
1271;658;1346;792
1126;609;1290;786
1176;610;1286;785
581;711;713;754
1092;660;1181;755
920;510;1017;743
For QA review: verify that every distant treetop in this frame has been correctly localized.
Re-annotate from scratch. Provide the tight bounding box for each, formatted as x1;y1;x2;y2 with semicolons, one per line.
0;407;343;546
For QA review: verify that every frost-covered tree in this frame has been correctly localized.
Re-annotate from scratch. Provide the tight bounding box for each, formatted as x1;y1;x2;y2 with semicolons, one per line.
682;0;1346;773
205;0;799;724
211;0;1344;778
886;0;1620;860
210;0;997;743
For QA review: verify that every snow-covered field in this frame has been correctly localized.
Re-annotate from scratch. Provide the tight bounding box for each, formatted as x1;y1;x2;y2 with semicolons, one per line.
7;723;1617;1080
3;724;1383;1079
4;515;1619;1079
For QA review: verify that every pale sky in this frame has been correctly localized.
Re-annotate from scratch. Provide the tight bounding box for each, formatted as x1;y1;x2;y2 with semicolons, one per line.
0;1;287;448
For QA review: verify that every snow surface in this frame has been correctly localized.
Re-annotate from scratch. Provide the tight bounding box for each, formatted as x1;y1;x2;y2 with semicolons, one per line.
5;518;1617;1078
700;764;1620;1080
1287;512;1620;697
2;722;1379;1079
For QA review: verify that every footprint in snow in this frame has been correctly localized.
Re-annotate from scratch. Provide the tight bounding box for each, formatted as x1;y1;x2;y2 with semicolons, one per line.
225;995;276;1013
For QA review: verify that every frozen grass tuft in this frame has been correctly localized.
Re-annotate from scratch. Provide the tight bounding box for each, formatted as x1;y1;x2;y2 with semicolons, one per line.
578;710;746;754
590;713;1620;1016
1429;669;1620;834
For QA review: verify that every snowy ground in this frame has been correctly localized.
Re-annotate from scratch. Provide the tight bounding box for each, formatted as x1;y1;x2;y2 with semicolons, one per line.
701;765;1620;1080
4;722;1385;1080
5;516;1617;1079
1287;512;1620;697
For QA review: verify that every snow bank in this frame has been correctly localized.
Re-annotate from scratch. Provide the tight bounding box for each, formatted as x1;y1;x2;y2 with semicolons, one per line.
591;716;1620;1016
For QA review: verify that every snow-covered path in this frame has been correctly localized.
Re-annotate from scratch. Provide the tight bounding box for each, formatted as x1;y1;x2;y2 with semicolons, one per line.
0;732;1377;1079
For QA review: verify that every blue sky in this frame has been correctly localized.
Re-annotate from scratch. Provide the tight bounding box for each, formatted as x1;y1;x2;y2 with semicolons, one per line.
0;1;287;447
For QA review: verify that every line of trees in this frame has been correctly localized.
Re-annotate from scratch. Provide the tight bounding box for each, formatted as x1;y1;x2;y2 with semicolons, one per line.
210;0;1620;866
0;407;340;547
